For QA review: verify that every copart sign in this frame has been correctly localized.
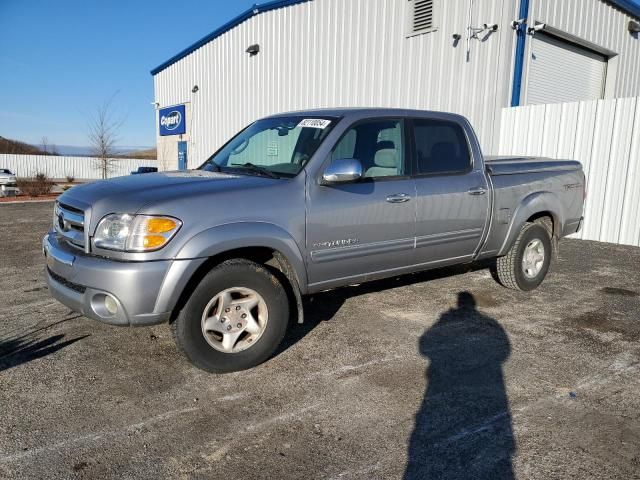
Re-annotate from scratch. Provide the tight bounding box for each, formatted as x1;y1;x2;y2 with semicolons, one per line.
159;104;186;136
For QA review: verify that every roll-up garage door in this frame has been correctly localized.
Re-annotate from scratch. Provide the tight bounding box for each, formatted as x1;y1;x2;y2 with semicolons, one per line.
525;33;607;105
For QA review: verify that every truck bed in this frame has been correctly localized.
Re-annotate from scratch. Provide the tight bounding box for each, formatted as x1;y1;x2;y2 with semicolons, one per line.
484;156;582;176
478;155;585;259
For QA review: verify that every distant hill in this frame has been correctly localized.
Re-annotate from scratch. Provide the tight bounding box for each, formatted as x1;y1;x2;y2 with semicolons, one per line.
50;145;94;156
0;136;54;155
120;148;157;160
0;139;157;158
54;145;156;157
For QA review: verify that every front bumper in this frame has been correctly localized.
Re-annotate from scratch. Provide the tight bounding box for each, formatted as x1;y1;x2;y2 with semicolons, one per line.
43;232;172;326
0;185;18;197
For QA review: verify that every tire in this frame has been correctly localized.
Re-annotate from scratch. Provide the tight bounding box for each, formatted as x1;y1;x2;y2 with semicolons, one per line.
495;222;552;291
172;259;290;373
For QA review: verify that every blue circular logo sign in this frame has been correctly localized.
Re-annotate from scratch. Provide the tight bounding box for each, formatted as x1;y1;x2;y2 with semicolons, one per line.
160;111;182;131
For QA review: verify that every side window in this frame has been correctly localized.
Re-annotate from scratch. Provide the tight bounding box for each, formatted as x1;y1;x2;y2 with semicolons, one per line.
331;119;405;179
331;129;357;161
413;120;471;175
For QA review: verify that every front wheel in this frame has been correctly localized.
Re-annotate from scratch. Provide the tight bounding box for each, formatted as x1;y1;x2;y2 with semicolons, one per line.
172;259;290;373
495;222;552;291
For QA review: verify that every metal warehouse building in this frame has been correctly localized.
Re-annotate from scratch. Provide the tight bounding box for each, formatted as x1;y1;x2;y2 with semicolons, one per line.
152;0;640;169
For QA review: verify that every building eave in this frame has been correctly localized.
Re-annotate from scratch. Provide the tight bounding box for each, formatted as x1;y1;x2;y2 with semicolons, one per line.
607;0;640;21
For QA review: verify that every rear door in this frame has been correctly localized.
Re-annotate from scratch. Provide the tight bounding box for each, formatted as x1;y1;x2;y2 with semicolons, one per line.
411;117;489;266
306;118;416;288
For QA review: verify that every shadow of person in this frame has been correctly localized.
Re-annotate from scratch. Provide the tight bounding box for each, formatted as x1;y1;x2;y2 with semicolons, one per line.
404;291;515;480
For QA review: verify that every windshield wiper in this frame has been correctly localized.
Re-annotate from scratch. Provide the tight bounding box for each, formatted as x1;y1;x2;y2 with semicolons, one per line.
235;162;281;179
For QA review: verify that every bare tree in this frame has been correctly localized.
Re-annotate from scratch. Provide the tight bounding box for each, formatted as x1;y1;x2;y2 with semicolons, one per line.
87;95;125;179
41;136;49;154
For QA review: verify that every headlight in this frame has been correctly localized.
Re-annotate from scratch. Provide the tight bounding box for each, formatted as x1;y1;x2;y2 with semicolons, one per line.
93;214;182;252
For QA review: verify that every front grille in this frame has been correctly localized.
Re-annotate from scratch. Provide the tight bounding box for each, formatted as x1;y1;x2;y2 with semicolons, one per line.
47;267;86;294
54;201;86;248
58;202;84;214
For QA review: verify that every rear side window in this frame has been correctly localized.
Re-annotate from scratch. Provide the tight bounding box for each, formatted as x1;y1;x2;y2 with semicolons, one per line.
413;119;471;175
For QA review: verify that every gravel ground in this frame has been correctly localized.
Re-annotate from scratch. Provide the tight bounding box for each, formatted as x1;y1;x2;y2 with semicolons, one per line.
1;201;639;479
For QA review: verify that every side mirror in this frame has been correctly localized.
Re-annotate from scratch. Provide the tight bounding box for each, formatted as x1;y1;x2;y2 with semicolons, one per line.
322;158;363;184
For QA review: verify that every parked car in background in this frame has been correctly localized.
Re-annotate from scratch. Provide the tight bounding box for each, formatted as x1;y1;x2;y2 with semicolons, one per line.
131;166;158;175
44;108;585;373
0;168;18;197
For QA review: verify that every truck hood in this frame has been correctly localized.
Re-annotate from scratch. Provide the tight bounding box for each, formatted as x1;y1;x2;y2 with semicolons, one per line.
59;170;281;230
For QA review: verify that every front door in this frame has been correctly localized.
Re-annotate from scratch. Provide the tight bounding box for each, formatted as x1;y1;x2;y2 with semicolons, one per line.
411;118;489;265
178;141;188;170
306;119;416;288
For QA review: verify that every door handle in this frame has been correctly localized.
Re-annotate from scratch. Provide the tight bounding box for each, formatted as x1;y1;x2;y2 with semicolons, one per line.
386;193;411;203
467;187;487;196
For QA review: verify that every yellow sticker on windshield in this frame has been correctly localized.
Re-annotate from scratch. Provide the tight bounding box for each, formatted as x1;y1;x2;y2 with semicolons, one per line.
297;119;332;129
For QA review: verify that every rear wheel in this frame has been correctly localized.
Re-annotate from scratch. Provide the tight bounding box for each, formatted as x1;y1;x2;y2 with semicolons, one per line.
495;222;552;291
172;259;289;373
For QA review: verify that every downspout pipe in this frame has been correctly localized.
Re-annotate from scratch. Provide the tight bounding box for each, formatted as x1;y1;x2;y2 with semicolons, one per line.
510;0;530;106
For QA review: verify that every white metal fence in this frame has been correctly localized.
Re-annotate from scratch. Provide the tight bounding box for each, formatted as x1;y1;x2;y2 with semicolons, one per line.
0;154;158;180
499;97;640;247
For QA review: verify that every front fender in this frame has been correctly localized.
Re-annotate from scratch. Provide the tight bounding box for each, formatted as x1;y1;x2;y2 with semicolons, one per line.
152;222;308;316
498;191;564;257
176;222;308;289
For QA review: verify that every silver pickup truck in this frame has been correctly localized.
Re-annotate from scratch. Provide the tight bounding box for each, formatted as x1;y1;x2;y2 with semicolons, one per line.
44;108;585;372
0;168;18;197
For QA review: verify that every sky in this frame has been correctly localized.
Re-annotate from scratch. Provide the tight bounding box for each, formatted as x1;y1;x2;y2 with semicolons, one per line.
2;1;640;150
0;0;259;149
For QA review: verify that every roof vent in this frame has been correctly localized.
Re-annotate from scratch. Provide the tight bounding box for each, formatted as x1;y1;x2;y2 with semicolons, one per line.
409;0;436;35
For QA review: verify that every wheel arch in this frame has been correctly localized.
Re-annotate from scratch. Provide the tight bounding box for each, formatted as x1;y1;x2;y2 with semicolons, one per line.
497;191;564;257
156;222;308;323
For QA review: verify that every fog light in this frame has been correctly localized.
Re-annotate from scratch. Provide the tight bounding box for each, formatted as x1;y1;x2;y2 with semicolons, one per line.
104;295;118;315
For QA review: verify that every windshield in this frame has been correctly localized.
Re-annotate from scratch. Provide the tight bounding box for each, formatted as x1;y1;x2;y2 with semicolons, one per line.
200;116;338;178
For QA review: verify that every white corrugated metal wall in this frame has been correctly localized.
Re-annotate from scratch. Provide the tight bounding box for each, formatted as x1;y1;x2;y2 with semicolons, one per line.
154;0;519;166
498;97;640;247
0;154;157;180
153;0;640;169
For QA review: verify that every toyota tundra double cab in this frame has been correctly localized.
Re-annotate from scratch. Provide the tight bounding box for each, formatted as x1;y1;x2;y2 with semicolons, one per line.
44;109;585;372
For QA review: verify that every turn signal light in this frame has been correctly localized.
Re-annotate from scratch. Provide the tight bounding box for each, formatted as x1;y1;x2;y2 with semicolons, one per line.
143;235;168;249
128;215;182;251
147;218;178;233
